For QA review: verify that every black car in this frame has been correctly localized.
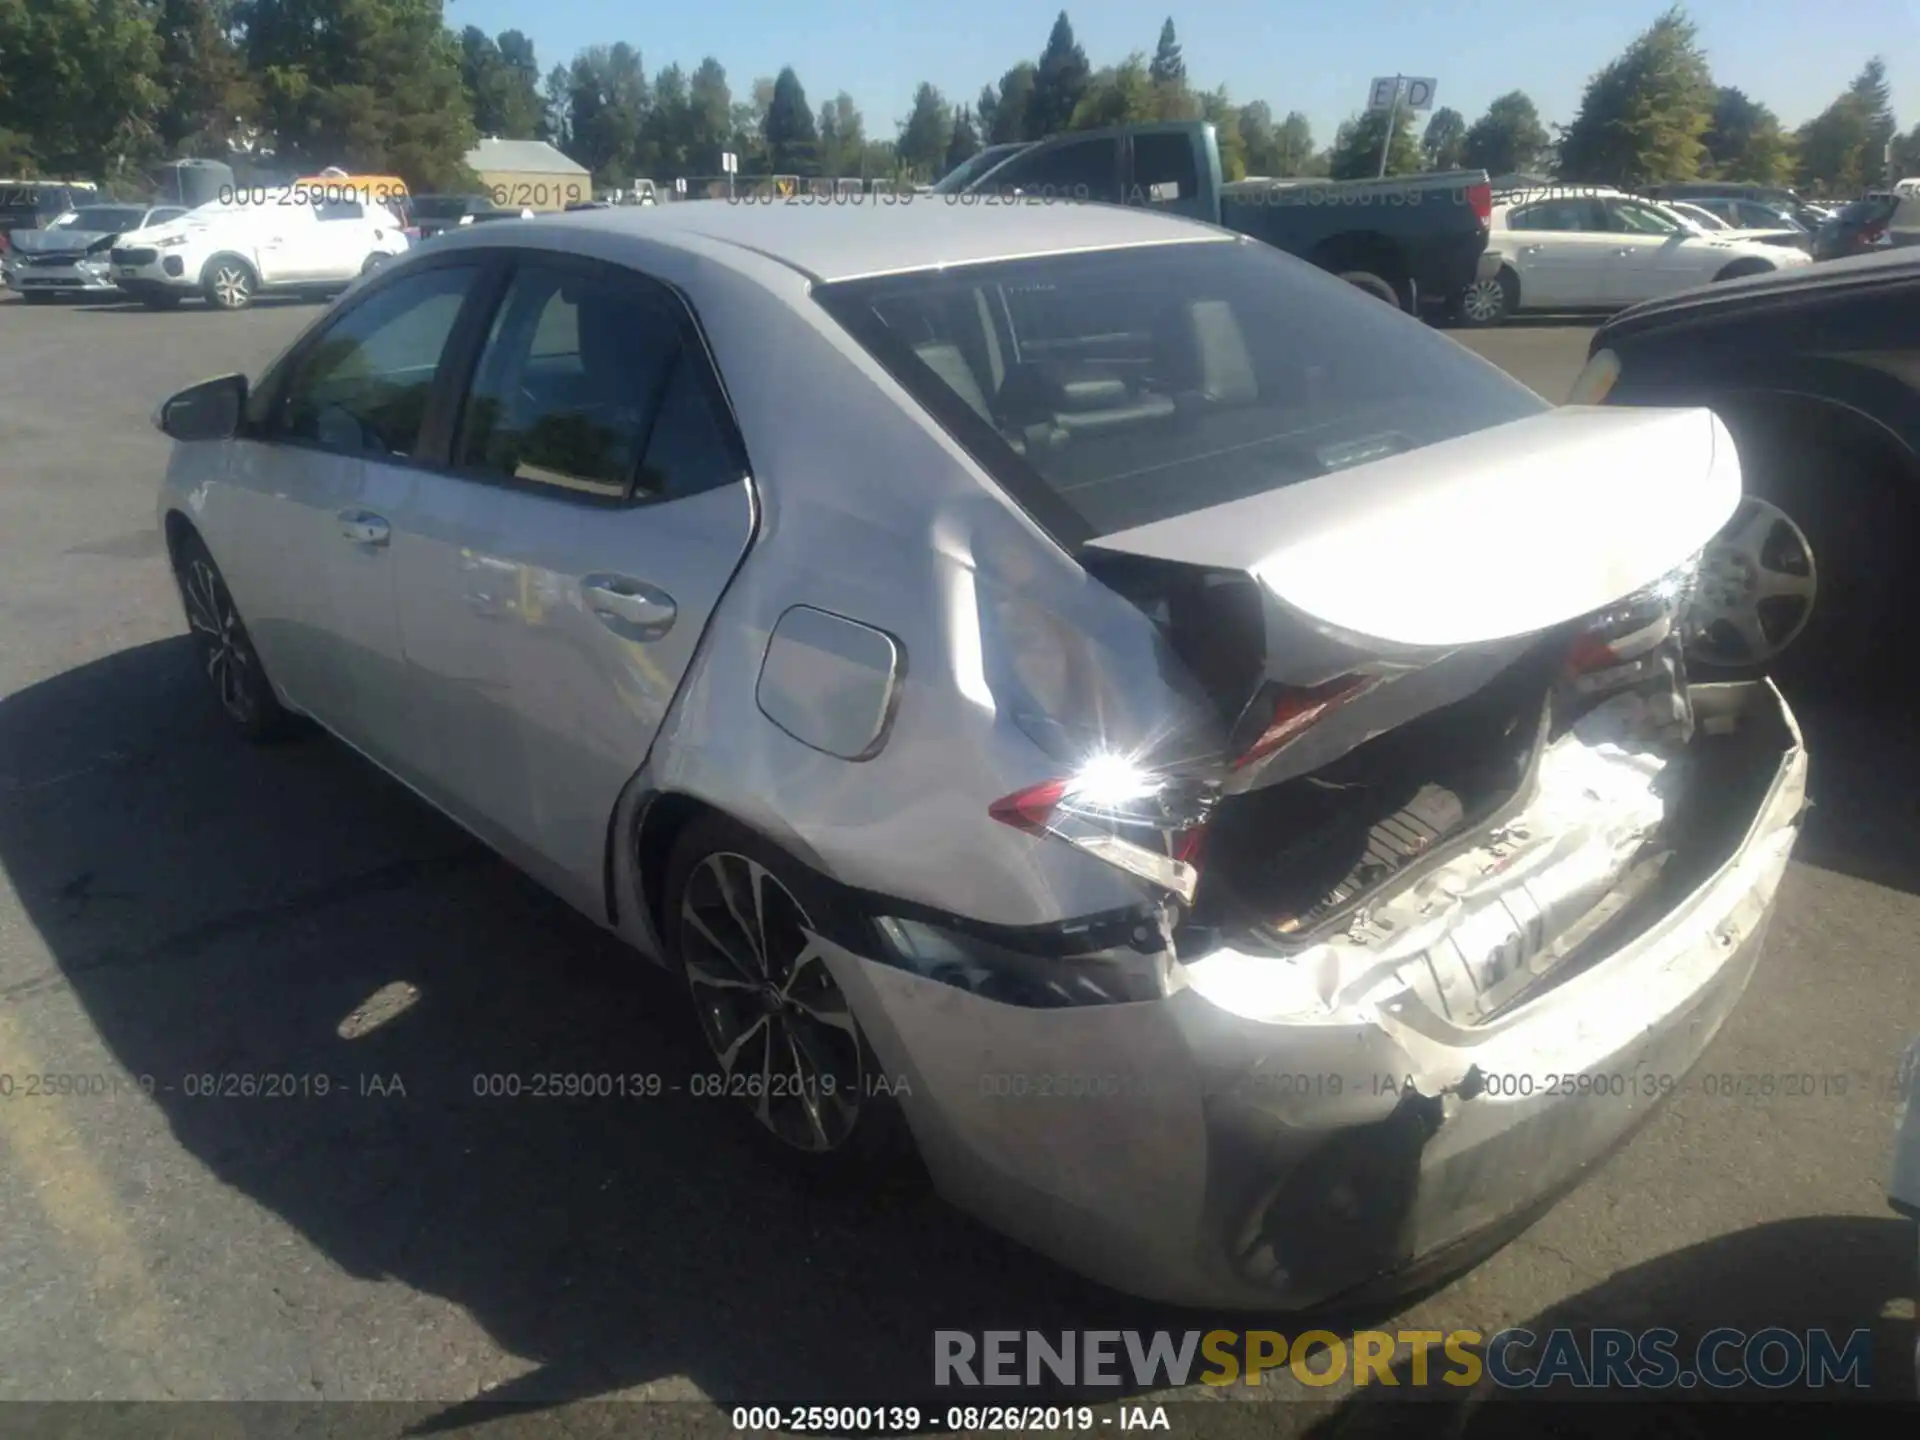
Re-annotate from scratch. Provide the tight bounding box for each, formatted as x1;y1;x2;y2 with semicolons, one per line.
1576;249;1920;690
1642;181;1828;234
1811;191;1920;262
407;193;502;238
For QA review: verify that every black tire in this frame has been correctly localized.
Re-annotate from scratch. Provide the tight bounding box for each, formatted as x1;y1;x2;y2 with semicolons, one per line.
662;813;910;1174
1337;269;1401;306
1713;258;1775;283
139;290;183;311
1453;267;1517;327
202;255;257;311
1690;416;1916;697
169;528;302;742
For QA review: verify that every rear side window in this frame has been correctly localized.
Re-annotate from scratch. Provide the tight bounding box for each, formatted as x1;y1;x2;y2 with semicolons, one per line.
453;263;742;502
815;241;1547;543
1131;133;1199;203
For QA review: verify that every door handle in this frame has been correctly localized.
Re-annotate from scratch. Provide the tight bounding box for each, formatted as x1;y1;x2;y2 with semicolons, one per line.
337;509;390;546
581;574;676;640
1613;247;1638;256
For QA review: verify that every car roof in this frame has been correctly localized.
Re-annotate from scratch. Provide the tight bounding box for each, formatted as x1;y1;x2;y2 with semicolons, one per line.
1601;246;1920;337
504;199;1233;283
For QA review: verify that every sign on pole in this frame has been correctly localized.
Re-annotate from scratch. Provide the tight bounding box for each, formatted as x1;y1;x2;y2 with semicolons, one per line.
674;177;687;195
1368;76;1438;113
1367;76;1439;178
720;151;738;174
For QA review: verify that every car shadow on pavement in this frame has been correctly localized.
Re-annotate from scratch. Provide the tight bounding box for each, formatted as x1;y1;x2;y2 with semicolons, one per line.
0;637;1314;1418
1301;1215;1915;1436
3;640;1913;1427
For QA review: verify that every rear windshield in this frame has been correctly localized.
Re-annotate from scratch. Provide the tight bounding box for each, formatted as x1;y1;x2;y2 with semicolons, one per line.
814;240;1548;543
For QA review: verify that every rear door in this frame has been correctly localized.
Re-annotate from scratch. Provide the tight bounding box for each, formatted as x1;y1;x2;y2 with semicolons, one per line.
1503;197;1614;306
386;252;757;911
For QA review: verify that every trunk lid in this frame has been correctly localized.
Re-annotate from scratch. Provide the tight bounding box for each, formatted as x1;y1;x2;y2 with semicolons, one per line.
1085;405;1740;794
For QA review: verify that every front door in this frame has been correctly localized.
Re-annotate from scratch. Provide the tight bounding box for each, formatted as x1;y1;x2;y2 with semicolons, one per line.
1502;196;1616;308
388;254;757;911
1601;197;1713;305
238;259;491;766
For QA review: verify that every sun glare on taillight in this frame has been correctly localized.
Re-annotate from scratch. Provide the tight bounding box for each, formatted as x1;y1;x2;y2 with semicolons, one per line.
987;778;1068;833
1233;675;1376;770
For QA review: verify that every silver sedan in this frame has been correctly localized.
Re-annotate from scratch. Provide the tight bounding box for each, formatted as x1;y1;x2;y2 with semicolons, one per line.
152;200;1808;1309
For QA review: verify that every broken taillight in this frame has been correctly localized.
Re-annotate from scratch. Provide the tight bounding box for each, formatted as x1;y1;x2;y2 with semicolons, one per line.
989;758;1214;902
1232;675;1378;770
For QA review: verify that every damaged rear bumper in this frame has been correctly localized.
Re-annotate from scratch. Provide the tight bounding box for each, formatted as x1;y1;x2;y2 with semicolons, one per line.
818;679;1807;1309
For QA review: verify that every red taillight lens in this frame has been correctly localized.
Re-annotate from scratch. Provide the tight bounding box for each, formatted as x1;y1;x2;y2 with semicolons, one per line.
0;231;10;253
1233;675;1376;770
1858;220;1886;247
1467;182;1491;224
987;778;1068;834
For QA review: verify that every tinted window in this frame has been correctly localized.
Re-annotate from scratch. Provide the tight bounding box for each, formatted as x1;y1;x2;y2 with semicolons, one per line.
454;265;684;499
148;207;187;226
274;264;480;456
816;242;1547;540
1131;133;1199;203
315;198;365;222
985;138;1121;202
933;143;1032;194
1508;199;1601;231
56;206;146;232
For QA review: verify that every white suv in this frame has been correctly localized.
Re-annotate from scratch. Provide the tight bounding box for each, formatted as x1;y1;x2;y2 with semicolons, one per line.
109;193;409;311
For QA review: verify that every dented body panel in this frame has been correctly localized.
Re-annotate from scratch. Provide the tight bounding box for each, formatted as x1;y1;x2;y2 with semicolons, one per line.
817;680;1804;1309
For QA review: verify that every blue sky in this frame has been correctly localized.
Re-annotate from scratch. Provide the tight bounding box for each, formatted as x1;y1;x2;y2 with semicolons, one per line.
444;0;1912;149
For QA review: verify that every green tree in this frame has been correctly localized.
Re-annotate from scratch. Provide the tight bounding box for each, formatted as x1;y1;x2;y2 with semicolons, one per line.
1026;11;1090;139
946;105;980;173
1421;106;1466;169
0;0;164;176
985;62;1037;145
643;63;690;176
1328;106;1420;179
896;81;951;178
241;0;476;188
1276;111;1318;174
1147;18;1185;87
1462;91;1550;175
1555;6;1714;184
817;92;864;177
1200;87;1245;181
1795;58;1895;194
154;0;254;159
1238;100;1277;173
1703;86;1794;183
560;43;649;185
765;65;817;174
542;64;571;147
684;59;733;169
461;28;542;140
1070;55;1156;130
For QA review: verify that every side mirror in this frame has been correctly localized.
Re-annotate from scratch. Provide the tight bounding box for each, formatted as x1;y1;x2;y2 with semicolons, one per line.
155;373;247;443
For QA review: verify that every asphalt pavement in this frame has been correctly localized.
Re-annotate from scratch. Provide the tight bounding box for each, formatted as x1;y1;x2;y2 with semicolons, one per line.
0;292;1915;1436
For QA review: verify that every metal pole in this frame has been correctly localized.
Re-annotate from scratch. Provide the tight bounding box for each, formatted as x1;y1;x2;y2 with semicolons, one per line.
1377;76;1402;179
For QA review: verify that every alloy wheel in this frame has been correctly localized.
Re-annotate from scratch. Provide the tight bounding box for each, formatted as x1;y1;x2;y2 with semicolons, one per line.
1685;495;1818;667
181;557;258;724
679;851;864;1153
1460;276;1507;324
210;265;252;309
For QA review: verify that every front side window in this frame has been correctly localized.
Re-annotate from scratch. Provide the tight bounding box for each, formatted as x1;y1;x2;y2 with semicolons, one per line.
453;264;692;500
315;198;365;223
816;241;1547;542
1607;199;1685;234
1508;198;1602;232
273;264;481;456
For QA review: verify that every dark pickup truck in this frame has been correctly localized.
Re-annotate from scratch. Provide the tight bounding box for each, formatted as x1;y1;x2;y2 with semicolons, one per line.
941;120;1496;315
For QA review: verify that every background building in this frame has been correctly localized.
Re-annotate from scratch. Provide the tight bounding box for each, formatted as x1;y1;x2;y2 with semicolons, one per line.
464;139;590;212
